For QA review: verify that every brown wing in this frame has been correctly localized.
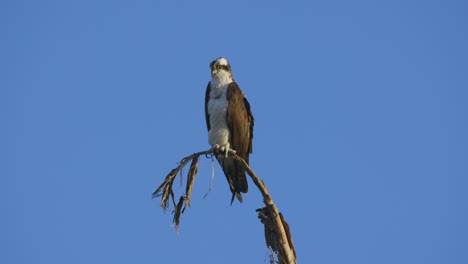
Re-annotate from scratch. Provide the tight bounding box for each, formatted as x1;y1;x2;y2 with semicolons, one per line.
220;82;253;202
204;82;211;131
226;82;254;163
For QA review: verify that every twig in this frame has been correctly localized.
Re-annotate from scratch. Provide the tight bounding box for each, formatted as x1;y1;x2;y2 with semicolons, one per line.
152;148;214;209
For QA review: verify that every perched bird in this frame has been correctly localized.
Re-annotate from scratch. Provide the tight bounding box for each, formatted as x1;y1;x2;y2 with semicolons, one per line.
204;57;254;203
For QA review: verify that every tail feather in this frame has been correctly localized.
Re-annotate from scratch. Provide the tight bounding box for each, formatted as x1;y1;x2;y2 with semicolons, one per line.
218;157;248;203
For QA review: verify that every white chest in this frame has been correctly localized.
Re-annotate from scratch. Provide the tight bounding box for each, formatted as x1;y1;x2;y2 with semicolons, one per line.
207;82;230;146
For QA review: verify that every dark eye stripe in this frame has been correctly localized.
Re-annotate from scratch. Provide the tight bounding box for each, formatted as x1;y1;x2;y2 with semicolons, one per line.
210;60;231;72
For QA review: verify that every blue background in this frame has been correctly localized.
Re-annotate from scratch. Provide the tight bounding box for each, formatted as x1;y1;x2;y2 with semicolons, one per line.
3;1;467;263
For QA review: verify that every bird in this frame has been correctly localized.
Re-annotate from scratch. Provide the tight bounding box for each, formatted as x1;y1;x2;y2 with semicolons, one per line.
204;57;254;204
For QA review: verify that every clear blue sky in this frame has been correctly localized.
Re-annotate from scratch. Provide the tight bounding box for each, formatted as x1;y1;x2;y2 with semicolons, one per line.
2;1;467;263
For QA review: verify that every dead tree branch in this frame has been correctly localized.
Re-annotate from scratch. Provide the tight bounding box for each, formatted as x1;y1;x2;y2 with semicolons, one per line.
153;148;296;264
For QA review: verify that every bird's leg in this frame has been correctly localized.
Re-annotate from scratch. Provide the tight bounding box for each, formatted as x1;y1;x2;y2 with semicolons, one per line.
221;145;229;158
212;144;221;156
223;144;237;158
212;144;236;158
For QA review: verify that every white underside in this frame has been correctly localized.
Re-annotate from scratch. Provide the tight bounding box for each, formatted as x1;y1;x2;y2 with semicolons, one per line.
207;84;230;148
207;71;233;150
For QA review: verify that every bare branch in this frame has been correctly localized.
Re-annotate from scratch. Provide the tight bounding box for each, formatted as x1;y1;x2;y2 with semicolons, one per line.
153;148;296;264
231;154;297;264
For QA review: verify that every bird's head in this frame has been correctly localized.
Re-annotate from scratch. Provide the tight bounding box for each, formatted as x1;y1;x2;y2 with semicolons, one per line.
210;57;233;80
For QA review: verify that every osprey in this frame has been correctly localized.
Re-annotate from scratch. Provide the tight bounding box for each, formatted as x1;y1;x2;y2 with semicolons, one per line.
204;57;254;203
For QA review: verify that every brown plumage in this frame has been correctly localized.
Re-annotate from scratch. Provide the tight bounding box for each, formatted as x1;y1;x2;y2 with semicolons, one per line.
204;58;254;203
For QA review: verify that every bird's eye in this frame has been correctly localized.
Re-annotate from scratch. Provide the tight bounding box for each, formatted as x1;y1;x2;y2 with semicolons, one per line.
217;65;222;69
